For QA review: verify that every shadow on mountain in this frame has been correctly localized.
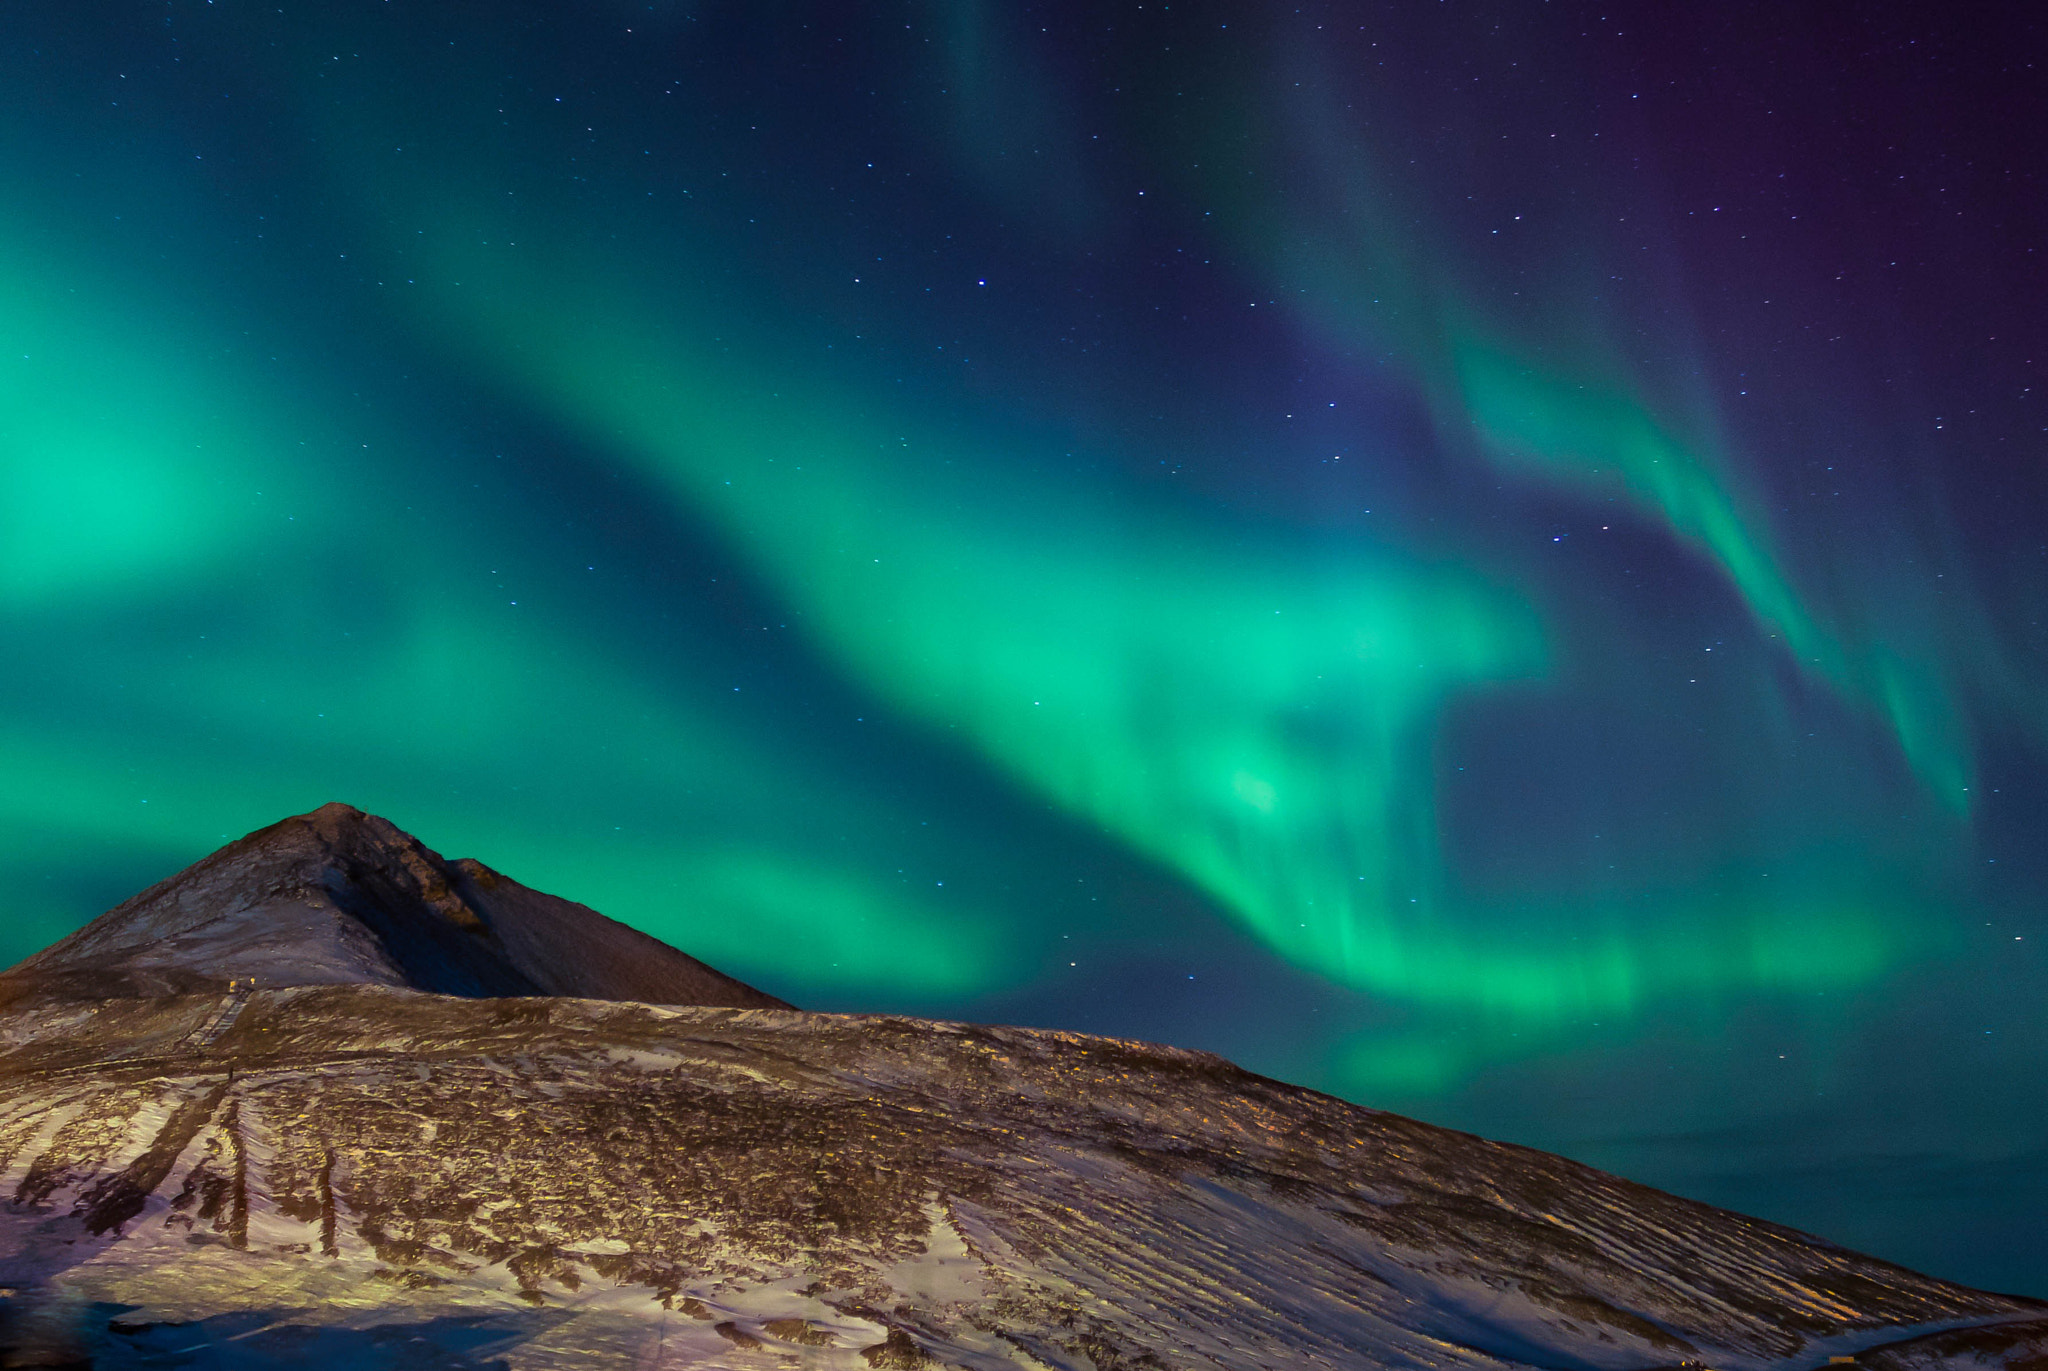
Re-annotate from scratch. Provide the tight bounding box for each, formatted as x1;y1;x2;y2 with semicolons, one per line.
0;804;788;1012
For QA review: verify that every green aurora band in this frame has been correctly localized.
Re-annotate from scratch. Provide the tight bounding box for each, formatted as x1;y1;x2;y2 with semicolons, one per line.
0;216;1001;997
365;159;1922;1033
0;6;1962;1040
1175;46;1982;812
1;1;2043;1289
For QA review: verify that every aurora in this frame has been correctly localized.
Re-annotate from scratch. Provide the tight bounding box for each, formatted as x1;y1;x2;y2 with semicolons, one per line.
0;0;2040;1293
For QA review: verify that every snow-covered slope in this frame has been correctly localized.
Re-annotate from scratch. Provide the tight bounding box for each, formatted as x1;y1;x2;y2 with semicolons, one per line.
0;813;2039;1369
0;804;788;1011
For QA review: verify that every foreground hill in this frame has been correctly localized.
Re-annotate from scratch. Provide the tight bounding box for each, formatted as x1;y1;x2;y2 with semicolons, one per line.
0;809;2039;1369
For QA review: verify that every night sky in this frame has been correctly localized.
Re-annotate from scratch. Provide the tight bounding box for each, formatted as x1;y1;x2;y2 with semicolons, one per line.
3;1;2044;1292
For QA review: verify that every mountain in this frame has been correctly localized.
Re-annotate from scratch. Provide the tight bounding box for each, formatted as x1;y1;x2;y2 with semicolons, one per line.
0;809;2041;1369
0;803;788;1012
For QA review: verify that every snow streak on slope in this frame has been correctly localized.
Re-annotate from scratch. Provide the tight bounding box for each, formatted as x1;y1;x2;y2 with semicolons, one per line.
0;987;2039;1370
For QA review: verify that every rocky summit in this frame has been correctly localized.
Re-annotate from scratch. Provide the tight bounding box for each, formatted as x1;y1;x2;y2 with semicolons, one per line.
0;804;789;1014
0;808;2040;1369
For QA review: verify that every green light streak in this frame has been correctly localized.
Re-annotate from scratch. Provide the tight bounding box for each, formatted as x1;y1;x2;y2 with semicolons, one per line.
1453;340;1824;664
0;230;290;606
0;226;1003;997
380;211;1915;1021
1452;340;1970;810
1339;887;1914;1096
1190;60;1975;811
0;601;1003;994
392;218;1580;1005
0;33;1939;1035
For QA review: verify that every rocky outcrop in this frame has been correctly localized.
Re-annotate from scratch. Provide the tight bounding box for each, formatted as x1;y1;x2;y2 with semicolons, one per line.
0;803;788;1011
0;811;2037;1368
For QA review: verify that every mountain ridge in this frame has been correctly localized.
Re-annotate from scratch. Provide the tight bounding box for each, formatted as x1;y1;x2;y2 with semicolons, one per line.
0;802;788;1012
0;807;2039;1370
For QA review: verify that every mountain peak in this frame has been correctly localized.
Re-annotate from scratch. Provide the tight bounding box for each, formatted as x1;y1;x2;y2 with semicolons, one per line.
0;803;789;1011
2;812;2044;1368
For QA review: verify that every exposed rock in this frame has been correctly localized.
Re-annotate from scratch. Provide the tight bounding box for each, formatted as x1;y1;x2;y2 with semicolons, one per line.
0;808;2038;1368
0;803;787;1012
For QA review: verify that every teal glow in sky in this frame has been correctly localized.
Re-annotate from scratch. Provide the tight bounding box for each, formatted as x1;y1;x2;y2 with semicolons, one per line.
1;1;2043;1293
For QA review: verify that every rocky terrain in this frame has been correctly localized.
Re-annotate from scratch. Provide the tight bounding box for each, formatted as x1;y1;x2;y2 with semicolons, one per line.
0;806;2041;1369
0;804;788;1015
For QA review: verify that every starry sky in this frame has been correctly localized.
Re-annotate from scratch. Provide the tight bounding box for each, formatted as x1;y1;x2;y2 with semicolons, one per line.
3;1;2044;1292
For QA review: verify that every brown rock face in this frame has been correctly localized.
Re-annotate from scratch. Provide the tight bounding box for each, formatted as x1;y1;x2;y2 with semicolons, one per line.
0;810;2038;1369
